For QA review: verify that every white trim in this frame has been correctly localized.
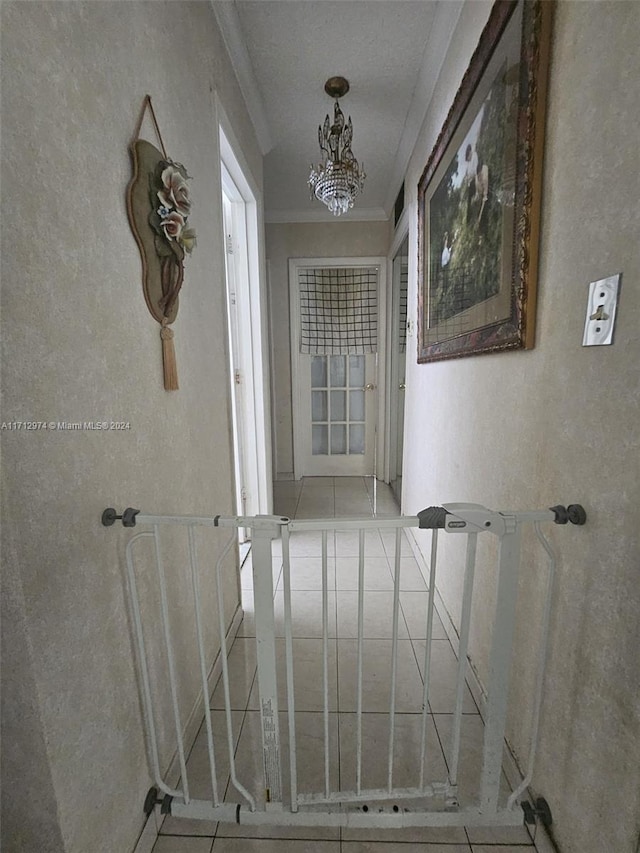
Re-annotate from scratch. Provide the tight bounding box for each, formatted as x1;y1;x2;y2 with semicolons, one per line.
266;207;389;225
217;96;261;201
288;257;387;480
266;260;279;484
132;808;160;853
383;227;409;494
210;1;273;155
219;122;272;515
390;207;410;259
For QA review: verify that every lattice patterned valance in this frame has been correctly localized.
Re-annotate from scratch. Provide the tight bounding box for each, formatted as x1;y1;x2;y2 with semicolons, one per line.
299;267;378;355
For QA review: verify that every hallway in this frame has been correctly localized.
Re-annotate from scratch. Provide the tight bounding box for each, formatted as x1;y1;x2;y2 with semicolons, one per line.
153;478;539;853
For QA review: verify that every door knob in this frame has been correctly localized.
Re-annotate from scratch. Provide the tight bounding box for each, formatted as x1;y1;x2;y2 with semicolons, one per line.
364;383;376;391
399;383;406;390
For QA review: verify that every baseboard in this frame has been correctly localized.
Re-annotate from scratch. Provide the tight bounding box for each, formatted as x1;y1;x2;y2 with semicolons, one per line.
132;806;160;853
132;603;244;853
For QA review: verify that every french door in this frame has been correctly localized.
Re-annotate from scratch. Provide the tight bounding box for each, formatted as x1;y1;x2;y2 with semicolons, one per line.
299;351;377;476
289;258;385;479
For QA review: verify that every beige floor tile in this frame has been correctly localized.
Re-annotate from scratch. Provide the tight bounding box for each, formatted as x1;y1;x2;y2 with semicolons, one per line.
303;477;335;488
273;499;300;518
335;557;394;591
226;711;339;811
412;639;478;714
195;710;244;789
210;638;256;711
471;846;532;853
334;499;375;517
400;592;448;639
249;638;338;712
273;590;337;638
277;556;336;591
218;823;339;842
236;590;255;637
390;557;428;590
335;530;387;557
342;844;470;853
296;492;336;518
465;824;534;844
341;827;468;845
159;814;217;837
274;530;329;558
336;591;410;640
153;837;213;852
380;529;417;557
338;712;448;792
371;498;401;517
432;714;510;806
213;838;339;851
337;639;425;713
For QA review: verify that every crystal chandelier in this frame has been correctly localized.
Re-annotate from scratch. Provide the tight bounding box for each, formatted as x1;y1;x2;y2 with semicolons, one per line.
308;77;366;216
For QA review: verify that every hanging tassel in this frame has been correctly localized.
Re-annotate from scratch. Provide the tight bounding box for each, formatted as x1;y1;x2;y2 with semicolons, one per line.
160;322;179;390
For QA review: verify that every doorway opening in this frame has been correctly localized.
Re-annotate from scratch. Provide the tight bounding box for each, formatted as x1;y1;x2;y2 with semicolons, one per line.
288;257;386;481
220;125;270;540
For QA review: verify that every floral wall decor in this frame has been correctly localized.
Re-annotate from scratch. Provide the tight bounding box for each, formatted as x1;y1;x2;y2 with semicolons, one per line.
127;95;197;390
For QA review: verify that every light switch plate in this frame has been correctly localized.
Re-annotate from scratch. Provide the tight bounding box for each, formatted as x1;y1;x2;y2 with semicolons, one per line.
582;273;621;346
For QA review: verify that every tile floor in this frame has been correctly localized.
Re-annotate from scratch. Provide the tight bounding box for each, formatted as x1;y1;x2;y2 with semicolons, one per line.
154;478;539;852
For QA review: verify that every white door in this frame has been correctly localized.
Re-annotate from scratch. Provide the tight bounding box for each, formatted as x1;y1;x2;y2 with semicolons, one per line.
301;352;377;476
290;259;385;479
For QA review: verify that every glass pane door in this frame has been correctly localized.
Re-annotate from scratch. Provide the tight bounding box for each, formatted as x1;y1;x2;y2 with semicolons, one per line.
311;355;367;458
299;350;377;476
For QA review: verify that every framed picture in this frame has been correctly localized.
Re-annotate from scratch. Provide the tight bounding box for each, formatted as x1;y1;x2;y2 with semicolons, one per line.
417;0;552;362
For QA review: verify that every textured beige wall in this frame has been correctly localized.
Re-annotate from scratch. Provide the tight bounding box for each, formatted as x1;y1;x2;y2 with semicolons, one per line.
266;221;390;477
0;3;263;852
402;2;640;851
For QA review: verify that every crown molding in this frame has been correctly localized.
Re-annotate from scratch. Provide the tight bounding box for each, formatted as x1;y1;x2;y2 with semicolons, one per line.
210;1;274;155
383;0;465;214
265;207;389;225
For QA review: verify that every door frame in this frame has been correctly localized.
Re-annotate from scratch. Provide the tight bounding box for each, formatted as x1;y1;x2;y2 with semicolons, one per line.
218;113;272;515
384;212;410;487
289;256;387;481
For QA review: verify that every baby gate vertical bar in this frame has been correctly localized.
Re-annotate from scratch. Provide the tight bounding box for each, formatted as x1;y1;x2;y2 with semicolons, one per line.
507;522;558;810
126;533;181;798
187;525;219;805
214;533;256;809
252;518;284;804
281;523;298;811
153;524;190;803
321;528;330;799
480;521;522;813
419;528;438;790
387;526;402;792
448;532;478;791
356;527;365;795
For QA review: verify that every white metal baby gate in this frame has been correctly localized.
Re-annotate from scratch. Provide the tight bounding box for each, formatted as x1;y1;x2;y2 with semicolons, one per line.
102;500;586;831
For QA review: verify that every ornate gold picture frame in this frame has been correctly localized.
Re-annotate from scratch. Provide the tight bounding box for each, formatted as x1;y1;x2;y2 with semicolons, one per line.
417;0;552;362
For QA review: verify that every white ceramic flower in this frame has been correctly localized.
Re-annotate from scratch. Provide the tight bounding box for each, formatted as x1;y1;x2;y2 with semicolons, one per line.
158;165;191;217
160;210;185;241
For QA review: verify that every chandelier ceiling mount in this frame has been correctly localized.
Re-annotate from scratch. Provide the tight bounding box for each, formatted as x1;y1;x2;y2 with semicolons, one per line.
308;76;366;217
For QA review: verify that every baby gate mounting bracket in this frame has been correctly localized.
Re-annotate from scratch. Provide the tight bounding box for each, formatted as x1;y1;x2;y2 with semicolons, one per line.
143;786;173;817
521;796;552;827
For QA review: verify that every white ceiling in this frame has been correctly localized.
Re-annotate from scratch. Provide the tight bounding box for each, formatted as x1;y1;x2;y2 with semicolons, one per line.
212;1;464;223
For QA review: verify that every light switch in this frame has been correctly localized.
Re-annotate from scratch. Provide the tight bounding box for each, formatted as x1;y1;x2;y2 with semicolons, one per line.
582;273;621;346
